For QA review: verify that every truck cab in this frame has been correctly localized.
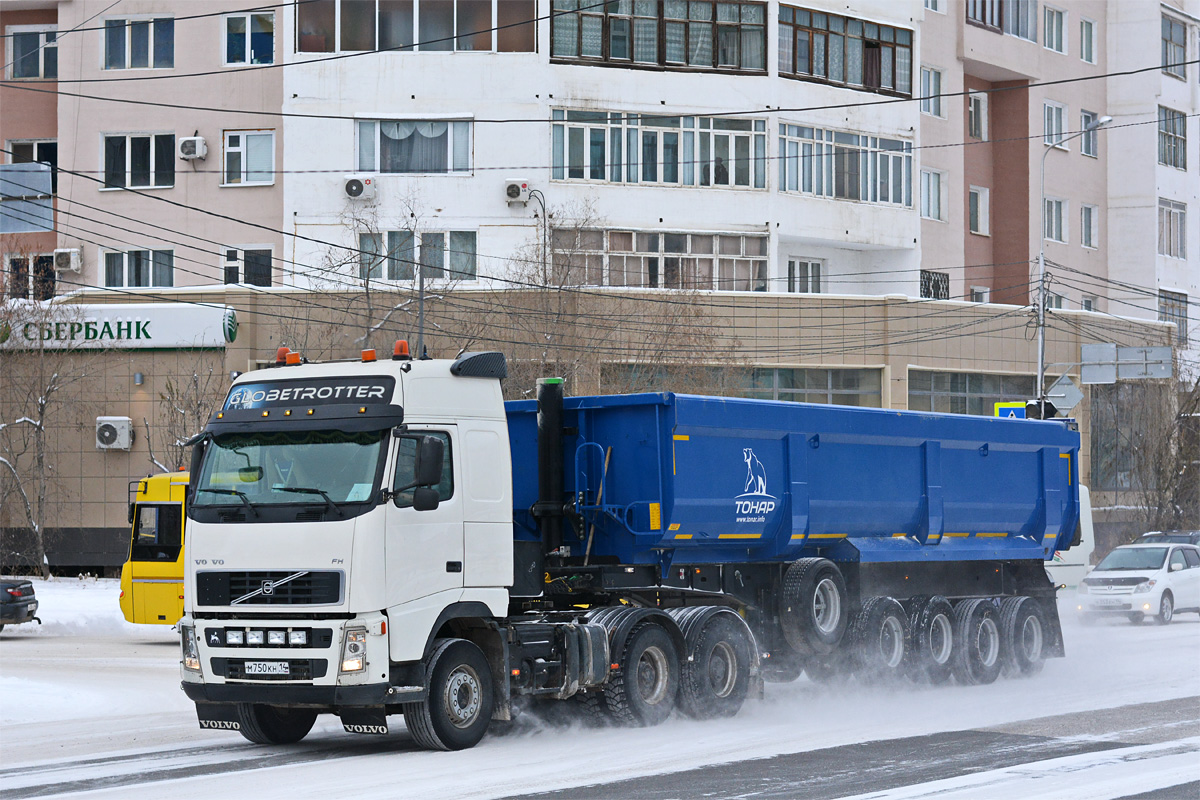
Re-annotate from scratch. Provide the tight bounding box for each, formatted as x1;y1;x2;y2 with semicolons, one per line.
119;472;189;625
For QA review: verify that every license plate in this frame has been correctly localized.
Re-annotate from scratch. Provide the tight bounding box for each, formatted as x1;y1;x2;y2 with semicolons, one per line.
244;661;289;676
1093;598;1123;606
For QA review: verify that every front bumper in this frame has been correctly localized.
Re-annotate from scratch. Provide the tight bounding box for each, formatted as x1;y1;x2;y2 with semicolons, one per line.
181;680;394;706
1077;593;1160;615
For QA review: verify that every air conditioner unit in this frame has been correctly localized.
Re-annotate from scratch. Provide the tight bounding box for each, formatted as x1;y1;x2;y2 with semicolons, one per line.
505;179;530;205
344;175;376;200
53;248;81;273
178;136;208;160
96;416;134;451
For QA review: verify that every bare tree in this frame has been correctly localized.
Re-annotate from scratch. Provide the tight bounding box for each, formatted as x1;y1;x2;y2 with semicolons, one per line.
143;351;229;472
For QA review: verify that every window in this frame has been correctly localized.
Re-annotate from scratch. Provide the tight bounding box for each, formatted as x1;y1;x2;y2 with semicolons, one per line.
779;7;913;96
361;230;477;280
1079;17;1095;63
299;0;535;53
6;254;55;300
1003;0;1037;41
787;259;821;292
1044;197;1065;242
1081;204;1098;249
554;111;767;189
742;368;882;406
223;248;273;286
357;120;471;173
1158;290;1188;345
1162;15;1186;78
223;131;274;185
1045;293;1064;309
104;17;174;69
920;169;943;220
924;0;941;11
553;0;765;71
970;286;990;303
1043;101;1066;147
225;12;275;64
557;229;767;290
1043;6;1064;53
1158;107;1187;170
1081;296;1096;311
1158;199;1187;258
130;504;183;562
920;270;949;299
103;134;175;189
7;25;57;79
908;370;1034;415
103;250;174;287
920;67;942;116
1091;382;1171;490
969;186;989;235
966;0;1000;30
968;92;987;140
1080;110;1099;157
392;431;454;506
779;124;912;206
9;140;58;193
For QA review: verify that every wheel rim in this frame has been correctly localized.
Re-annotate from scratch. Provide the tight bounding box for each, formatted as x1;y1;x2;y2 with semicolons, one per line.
879;615;904;668
1019;614;1044;662
929;613;952;665
636;645;671;706
708;641;738;698
1161;596;1173;621
977;617;1000;668
444;665;482;729
812;577;842;635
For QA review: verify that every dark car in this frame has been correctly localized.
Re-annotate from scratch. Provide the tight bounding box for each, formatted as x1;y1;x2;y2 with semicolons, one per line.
0;579;40;632
1140;531;1200;546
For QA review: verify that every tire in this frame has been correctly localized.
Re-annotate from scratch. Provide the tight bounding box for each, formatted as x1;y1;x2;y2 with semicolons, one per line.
602;622;680;727
1128;612;1145;624
678;616;752;719
1155;593;1174;625
235;704;318;744
404;638;494;751
999;597;1047;677
779;558;848;656
950;599;1003;686
574;690;611;727
905;596;955;684
849;597;908;680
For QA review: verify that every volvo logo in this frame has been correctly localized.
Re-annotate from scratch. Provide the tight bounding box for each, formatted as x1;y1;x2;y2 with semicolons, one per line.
261;580;275;596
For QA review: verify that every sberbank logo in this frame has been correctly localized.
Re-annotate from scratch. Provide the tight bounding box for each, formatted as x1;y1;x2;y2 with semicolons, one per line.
222;308;238;344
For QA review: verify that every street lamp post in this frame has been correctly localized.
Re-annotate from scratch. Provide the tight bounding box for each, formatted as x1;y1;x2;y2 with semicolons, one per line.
1036;114;1111;415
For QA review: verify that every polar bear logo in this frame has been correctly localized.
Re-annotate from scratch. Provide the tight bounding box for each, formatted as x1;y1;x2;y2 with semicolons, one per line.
743;448;768;495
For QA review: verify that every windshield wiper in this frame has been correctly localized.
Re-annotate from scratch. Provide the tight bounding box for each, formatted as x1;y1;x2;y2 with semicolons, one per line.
197;488;260;518
276;486;345;517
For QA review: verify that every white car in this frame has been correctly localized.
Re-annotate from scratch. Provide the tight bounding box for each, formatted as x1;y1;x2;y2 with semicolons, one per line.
1077;543;1200;624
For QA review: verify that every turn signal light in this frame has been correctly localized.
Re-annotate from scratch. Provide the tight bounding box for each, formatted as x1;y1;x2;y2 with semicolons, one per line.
393;339;411;360
285;352;301;366
362;349;377;362
275;347;290;365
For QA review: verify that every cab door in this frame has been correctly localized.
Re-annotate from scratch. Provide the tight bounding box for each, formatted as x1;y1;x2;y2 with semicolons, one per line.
128;502;185;623
383;427;463;606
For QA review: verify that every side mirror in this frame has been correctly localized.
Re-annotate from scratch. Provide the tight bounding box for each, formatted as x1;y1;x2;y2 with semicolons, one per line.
414;435;444;488
412;486;440;512
1170;561;1183;572
128;503;135;525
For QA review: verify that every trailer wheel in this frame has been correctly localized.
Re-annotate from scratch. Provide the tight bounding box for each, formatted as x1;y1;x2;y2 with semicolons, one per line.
904;596;954;684
950;599;1003;686
780;558;848;656
850;597;908;680
603;622;679;727
404;638;494;751
999;596;1047;677
678;615;752;719
234;704;318;744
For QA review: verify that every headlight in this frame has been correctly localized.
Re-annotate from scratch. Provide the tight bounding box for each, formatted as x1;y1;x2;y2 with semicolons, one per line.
267;630;286;646
289;630;307;646
182;625;201;672
1133;580;1156;594
341;628;367;673
246;630;264;645
226;630;244;645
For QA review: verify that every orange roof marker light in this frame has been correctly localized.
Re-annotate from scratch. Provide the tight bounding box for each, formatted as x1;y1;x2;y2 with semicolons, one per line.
275;346;290;366
285;352;302;366
393;339;411;361
362;349;377;362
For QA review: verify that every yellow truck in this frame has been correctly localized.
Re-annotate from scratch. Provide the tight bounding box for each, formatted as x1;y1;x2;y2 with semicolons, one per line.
119;472;188;625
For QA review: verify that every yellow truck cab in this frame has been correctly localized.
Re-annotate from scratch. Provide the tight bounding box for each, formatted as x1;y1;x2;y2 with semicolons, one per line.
119;472;189;625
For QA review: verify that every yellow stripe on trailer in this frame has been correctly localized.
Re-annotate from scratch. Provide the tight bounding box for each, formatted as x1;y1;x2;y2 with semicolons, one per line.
977;532;1008;538
892;532;908;538
943;532;970;538
719;533;762;539
808;533;848;539
675;533;693;540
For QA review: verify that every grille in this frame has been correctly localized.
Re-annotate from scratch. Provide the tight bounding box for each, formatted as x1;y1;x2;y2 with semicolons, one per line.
197;571;343;606
216;658;328;681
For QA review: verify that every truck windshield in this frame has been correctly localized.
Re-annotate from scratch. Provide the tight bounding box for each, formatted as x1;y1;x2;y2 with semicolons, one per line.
192;430;386;507
1094;547;1168;571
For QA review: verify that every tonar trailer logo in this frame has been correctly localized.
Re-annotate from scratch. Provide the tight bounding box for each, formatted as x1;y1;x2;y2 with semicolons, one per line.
735;448;777;523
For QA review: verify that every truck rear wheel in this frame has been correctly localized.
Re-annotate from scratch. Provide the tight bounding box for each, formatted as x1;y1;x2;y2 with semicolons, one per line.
603;622;679;727
234;704;317;744
404;638;494;751
780;558;848;656
1000;596;1047;677
679;615;752;719
850;597;908;680
904;596;954;684
950;599;1003;686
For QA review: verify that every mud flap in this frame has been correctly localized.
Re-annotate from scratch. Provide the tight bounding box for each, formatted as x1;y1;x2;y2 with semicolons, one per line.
195;701;241;732
340;706;389;735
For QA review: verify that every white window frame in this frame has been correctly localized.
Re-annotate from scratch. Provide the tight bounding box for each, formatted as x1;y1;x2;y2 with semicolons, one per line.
1080;110;1099;157
1003;0;1037;41
102;249;174;288
968;92;988;140
1158;199;1187;259
1045;293;1065;310
222;130;275;186
1081;296;1096;312
970;286;990;303
1043;101;1067;148
778;123;912;206
1157;106;1187;170
102;15;175;70
923;0;943;14
360;229;479;282
920;169;945;221
5;24;57;80
1043;6;1066;53
356;118;473;174
4;252;56;300
223;11;275;66
968;186;990;235
1044;197;1067;243
920;67;943;117
1162;15;1186;79
100;132;176;190
1079;17;1096;64
1081;204;1098;249
223;246;274;286
786;258;822;293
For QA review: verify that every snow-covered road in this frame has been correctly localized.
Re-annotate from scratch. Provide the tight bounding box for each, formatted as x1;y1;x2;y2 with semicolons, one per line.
1;578;1198;799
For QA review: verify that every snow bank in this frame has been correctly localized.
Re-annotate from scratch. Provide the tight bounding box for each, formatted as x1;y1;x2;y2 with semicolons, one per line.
0;576;175;639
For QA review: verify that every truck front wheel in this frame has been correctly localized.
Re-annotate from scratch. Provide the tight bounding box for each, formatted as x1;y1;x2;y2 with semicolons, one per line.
604;622;680;727
235;704;318;744
679;615;752;719
404;638;494;751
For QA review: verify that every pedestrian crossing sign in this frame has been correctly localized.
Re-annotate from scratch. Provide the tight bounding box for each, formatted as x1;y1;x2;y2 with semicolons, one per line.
995;402;1026;418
